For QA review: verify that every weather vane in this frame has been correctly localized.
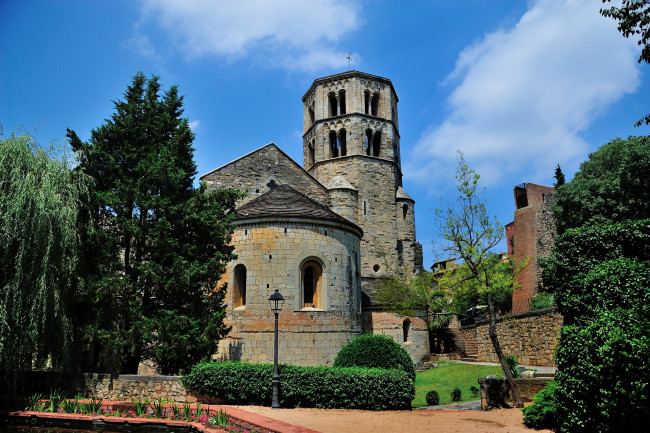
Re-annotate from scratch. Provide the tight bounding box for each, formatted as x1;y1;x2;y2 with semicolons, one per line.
347;52;352;70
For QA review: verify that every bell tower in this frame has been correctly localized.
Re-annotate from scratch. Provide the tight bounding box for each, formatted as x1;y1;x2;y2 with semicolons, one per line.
301;71;423;292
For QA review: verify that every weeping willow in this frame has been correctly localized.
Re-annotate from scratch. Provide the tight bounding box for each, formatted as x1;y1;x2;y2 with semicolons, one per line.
0;132;88;395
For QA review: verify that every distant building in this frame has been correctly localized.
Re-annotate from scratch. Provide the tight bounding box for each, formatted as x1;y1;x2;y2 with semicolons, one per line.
507;183;556;313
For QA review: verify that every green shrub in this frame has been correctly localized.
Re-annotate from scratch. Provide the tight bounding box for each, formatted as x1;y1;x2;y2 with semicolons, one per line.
451;388;462;402
425;390;439;406
522;382;557;430
333;334;415;381
182;361;414;410
504;355;520;379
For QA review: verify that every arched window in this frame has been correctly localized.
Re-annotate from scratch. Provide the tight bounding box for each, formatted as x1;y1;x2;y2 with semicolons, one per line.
364;90;371;114
308;105;315;125
233;264;246;308
371;93;380;116
403;318;411;343
329;130;338;158
328;92;337;117
302;260;322;308
402;203;408;220
372;131;381;157
339;128;347;156
365;129;373;155
338;89;346;115
308;139;315;166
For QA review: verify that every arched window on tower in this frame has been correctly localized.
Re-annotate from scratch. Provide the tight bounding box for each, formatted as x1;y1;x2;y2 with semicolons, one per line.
302;260;322;308
365;129;373;155
308;104;315;125
364;90;371;115
308;139;315;166
403;318;411;343
402;203;408;220
372;131;382;157
233;264;246;308
371;93;380;116
328;92;337;117
338;89;346;115
339;128;347;156
329;130;338;158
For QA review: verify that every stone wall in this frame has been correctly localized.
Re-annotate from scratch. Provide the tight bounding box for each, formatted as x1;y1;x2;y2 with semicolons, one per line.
459;308;562;367
362;310;430;366
201;143;328;207
80;374;198;402
217;218;363;366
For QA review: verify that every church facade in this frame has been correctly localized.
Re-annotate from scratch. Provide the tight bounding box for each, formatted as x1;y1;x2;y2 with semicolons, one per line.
201;71;429;366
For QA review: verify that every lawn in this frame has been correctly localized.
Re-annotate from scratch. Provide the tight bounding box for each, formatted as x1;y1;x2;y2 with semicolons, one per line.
413;361;504;407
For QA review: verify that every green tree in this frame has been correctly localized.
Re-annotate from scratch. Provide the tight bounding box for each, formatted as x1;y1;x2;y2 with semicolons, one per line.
67;73;243;374
553;164;565;187
434;151;523;407
552;136;650;234
601;0;650;126
0;131;88;399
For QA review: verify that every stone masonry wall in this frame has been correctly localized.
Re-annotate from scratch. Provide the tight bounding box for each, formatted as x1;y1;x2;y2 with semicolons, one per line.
80;374;196;402
218;219;363;366
201;144;328;207
459;308;562;367
362;310;430;366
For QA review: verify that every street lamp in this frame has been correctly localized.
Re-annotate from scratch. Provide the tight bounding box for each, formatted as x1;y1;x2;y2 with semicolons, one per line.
269;289;284;409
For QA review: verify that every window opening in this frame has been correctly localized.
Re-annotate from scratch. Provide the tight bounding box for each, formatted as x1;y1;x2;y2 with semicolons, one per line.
364;90;371;114
329;130;338;158
403;319;411;343
371;93;379;116
365;130;373;155
328;92;337;117
373;264;380;272
233;264;246;308
302;260;322;308
339;128;347;156
372;131;381;157
308;140;315;166
402;203;408;220
267;180;276;190
339;89;346;115
308;105;315;125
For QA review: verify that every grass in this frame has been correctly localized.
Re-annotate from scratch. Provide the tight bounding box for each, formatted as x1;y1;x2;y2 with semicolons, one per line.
413;361;504;408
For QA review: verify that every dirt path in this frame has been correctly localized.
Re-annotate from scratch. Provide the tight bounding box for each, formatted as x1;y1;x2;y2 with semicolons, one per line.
232;405;552;433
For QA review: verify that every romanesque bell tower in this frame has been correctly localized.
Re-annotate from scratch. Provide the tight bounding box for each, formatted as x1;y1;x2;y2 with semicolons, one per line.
301;71;423;297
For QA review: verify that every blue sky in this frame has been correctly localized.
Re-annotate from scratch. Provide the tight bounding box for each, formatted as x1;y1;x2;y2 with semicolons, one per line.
2;0;649;268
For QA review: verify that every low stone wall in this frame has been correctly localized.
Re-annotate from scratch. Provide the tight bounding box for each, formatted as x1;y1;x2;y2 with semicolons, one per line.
479;377;553;409
80;374;206;403
459;308;562;367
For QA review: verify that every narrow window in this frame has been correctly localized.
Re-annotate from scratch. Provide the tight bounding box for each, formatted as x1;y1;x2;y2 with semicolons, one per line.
371;93;379;116
328;92;337;117
403;319;411;343
308;139;315;166
338;89;346;115
363;200;367;215
329;130;338;158
372;131;381;157
364;90;371;114
302;260;322;308
402;203;408;220
365;129;373;155
309;104;315;125
339;128;347;156
233;264;246;308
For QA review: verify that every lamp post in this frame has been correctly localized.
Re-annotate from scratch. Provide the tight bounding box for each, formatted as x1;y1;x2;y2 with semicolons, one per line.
269;289;284;409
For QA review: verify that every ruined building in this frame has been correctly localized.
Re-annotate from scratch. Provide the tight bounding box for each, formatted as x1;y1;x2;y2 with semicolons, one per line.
506;183;556;314
200;71;427;366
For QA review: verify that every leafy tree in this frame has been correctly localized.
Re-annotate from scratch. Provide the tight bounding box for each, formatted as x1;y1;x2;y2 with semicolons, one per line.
0;131;88;399
601;0;650;126
67;73;242;374
552;136;650;234
434;151;523;407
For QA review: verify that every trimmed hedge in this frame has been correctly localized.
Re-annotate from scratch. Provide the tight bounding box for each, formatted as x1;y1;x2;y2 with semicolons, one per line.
333;334;416;381
182;361;414;410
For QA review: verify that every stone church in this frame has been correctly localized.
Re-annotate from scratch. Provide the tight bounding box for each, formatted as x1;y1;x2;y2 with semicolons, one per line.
201;71;429;366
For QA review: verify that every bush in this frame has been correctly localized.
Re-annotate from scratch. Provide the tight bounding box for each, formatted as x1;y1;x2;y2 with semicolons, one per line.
182;361;414;410
522;382;558;430
333;334;415;381
504;355;520;379
425;390;439;406
451;388;462;402
469;385;480;398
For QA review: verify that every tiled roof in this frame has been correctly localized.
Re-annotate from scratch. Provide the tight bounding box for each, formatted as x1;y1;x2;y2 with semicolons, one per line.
235;184;360;231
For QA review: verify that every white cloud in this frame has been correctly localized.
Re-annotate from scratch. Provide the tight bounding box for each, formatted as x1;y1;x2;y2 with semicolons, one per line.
406;0;640;193
137;0;361;72
189;120;200;131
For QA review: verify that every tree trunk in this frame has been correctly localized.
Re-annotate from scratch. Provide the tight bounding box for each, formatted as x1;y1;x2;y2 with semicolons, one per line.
488;304;523;408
